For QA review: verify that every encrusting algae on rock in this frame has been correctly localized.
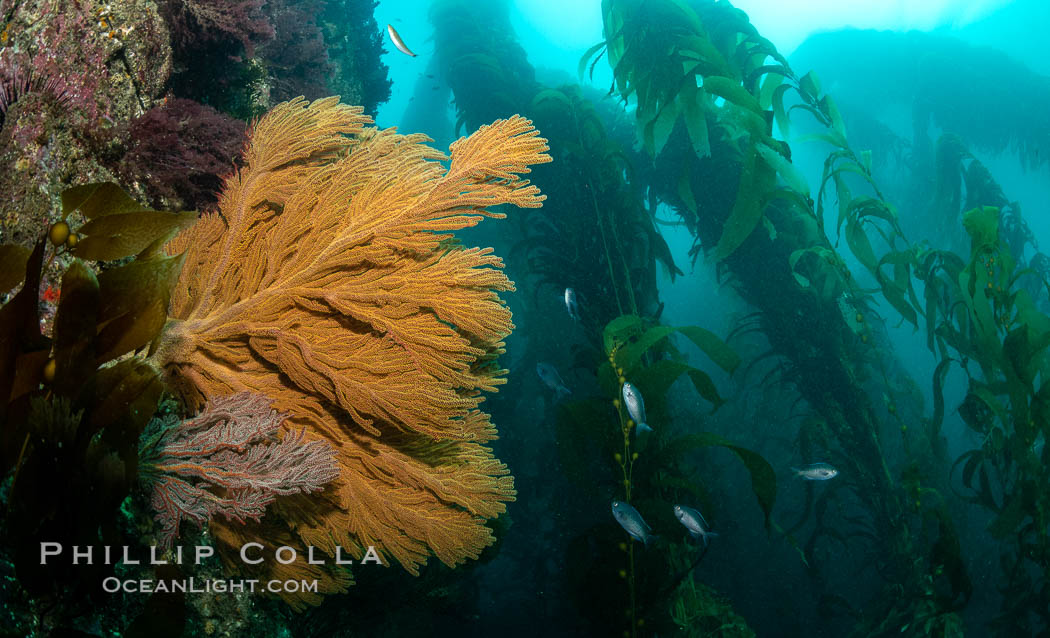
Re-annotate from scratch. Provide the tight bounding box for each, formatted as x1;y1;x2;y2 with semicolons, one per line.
152;95;552;608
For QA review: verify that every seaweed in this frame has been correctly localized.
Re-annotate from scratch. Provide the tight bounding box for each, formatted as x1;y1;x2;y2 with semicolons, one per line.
0;182;193;633
524;86;680;338
115;97;247;211
432;0;682;367
158;0;390;119
319;0;391;118
554;313;769;636
430;0;539;135
921;204;1050;632
584;0;970;633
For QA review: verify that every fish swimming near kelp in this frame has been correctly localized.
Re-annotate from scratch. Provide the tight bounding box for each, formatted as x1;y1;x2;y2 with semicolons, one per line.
792;462;838;480
674;504;718;545
622;382;651;433
612;500;657;546
536;362;570;397
564;287;580;321
387;24;417;57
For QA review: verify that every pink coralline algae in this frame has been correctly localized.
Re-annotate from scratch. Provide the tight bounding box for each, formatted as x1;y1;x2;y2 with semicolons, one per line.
140;392;340;550
0;1;174;264
23;1;110;125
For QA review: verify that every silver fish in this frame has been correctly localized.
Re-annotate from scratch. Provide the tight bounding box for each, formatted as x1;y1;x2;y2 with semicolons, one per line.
621;382;651;433
536;362;570;396
387;24;417;57
792;462;838;480
673;504;718;545
612;500;656;545
564;287;580;321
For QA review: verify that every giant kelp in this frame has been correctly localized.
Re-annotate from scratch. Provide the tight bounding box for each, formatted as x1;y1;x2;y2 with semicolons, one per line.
916;145;1050;632
784;42;1050;633
917;205;1050;633
525;86;679;335
794;46;1050;638
931;133;1044;271
776;48;1050;630
555;313;769;636
586;0;969;633
430;0;539;135
429;5;769;634
0;183;195;633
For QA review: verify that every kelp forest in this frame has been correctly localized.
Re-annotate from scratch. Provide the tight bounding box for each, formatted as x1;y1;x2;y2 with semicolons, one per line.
1;0;1049;636
425;0;1050;635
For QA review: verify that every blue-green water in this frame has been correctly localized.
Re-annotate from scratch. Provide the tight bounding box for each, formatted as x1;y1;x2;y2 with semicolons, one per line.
2;1;1050;636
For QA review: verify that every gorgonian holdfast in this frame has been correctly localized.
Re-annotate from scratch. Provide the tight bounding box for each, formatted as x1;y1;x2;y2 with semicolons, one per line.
139;391;340;550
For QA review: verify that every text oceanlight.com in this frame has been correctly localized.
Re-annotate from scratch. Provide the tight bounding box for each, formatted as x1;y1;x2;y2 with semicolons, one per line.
101;577;318;595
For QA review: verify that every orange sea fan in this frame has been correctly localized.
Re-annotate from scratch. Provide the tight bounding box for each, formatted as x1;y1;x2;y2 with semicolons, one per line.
151;96;550;605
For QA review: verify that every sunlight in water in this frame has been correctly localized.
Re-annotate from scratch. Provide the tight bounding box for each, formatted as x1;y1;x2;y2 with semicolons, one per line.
511;0;1014;56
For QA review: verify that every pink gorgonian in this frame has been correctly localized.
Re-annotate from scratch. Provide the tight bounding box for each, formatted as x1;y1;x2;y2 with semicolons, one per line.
139;392;340;550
